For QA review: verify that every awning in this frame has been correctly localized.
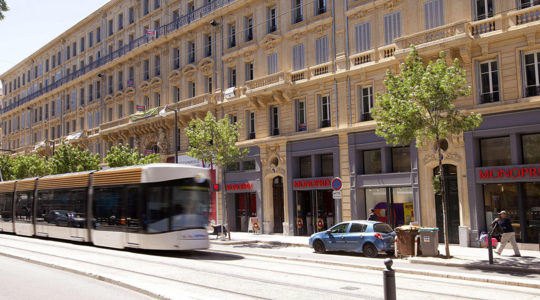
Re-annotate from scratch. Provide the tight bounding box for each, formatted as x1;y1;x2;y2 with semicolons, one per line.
34;140;46;151
225;87;236;100
65;131;84;140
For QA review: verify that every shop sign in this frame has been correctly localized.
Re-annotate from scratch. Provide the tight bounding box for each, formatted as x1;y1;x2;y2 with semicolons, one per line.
317;219;324;230
293;179;331;188
144;149;154;156
477;165;540;182
249;217;260;231
226;183;254;190
297;218;303;229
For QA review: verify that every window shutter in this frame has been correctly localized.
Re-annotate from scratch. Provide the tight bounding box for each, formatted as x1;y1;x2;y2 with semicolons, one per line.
56;98;61;115
520;50;527;98
39;63;43;76
21;113;25;128
72;91;76;109
354;22;372;53
315;38;321;65
96;111;101;127
317;95;322;127
475;60;482;103
26;112;30;127
89;113;93;129
323;36;329;64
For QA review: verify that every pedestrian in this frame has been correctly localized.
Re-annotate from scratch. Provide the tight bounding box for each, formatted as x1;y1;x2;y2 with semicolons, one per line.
367;208;379;221
494;211;521;257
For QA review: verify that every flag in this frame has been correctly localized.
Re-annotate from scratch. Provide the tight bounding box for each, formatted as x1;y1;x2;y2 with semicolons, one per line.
145;30;156;37
127;80;134;87
136;105;146;111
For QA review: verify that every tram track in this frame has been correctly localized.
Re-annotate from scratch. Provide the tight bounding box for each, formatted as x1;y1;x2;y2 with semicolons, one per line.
0;234;531;299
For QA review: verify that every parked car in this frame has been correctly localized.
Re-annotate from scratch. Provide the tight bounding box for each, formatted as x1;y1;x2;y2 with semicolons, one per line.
308;221;395;258
44;210;68;223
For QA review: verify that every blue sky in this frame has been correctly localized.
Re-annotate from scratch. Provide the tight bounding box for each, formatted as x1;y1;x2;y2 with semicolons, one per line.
0;0;111;86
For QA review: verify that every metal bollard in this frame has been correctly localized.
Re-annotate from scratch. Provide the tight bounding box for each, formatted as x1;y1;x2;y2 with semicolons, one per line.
383;258;396;300
487;233;493;265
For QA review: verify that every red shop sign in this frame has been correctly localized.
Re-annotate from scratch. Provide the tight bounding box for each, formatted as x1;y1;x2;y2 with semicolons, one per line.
477;166;540;182
226;183;254;191
293;179;331;188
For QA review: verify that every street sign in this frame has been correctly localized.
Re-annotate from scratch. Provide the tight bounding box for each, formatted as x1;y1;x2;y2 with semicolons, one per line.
331;177;343;191
332;190;342;199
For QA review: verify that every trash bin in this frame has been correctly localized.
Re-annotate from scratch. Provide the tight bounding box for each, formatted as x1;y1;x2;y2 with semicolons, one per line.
419;227;439;257
395;226;420;256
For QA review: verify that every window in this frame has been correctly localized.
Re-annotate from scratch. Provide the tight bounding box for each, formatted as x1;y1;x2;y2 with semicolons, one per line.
228;24;236;48
66;46;70;60
292;43;305;71
247;111;255;139
144;60;150;80
523;51;540;97
66;94;70;110
129;7;135;24
52;100;56;116
204;76;212;93
424;0;444;30
270;105;279;136
474;0;494;21
66;122;70;134
173;9;179;21
154;0;160;9
173;86;180;102
296;99;307;132
228;68;237;88
89;84;93;101
187;2;194;13
109;19;114;36
154;20;160;30
118;104;123;119
315;36;329;65
364;149;382;174
523;133;540;164
480;136;512;167
227;161;240;171
39;63;43;76
318;95;331;128
358;86;373;121
108;76;113;94
45;59;49;72
355;21;371;53
519;0;540;9
72;120;76;132
315;0;327;15
128;101;134;115
267;52;278;75
245;17;253;42
321;154;333;177
154;55;161;76
73;42;77;57
80;37;85;53
118;13;124;31
383;11;401;45
96;27;101;43
245;62;254;81
243;160;256;171
96;81;101;99
108;107;113;122
204;35;212;57
477;59;499;103
154;92;160;107
173;48;180;69
88;113;93;129
188;42;195;63
144;0;149;15
188;81;196;98
392;147;411;172
300;156;312;178
293;0;303;23
267;6;277;33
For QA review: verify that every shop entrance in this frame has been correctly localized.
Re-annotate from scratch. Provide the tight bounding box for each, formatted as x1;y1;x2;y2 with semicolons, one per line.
234;193;257;232
434;165;460;244
272;177;284;233
365;187;415;228
295;190;335;236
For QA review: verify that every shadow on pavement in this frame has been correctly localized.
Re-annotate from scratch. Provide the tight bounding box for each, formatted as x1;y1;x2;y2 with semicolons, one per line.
125;248;246;261
461;256;540;277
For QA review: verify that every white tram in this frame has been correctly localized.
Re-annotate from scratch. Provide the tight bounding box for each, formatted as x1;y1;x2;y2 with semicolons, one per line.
0;164;211;250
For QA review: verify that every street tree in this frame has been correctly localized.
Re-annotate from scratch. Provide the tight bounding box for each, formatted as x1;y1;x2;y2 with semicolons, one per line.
186;111;249;240
48;142;100;175
372;46;482;258
12;154;49;179
104;143;161;168
0;0;8;21
0;154;15;181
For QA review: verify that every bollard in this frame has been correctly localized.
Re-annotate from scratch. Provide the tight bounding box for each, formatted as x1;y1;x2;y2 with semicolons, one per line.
487;233;493;265
383;258;396;300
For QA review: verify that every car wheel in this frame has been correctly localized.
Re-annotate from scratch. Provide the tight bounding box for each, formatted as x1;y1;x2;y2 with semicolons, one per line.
363;243;378;258
313;240;326;254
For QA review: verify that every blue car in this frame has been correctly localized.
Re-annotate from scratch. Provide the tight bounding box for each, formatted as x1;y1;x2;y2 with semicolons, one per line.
308;221;396;258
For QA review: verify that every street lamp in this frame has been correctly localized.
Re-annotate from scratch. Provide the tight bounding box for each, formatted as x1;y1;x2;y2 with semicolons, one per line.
44;138;55;157
159;105;178;163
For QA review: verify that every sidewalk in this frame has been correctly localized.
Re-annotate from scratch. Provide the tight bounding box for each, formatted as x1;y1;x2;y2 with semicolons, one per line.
210;231;540;274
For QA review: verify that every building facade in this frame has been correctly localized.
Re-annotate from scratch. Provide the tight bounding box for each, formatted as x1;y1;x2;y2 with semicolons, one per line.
1;0;540;248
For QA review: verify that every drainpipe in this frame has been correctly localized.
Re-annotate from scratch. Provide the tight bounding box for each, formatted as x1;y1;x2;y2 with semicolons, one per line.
332;0;338;130
220;16;224;104
347;75;351;127
345;3;351;127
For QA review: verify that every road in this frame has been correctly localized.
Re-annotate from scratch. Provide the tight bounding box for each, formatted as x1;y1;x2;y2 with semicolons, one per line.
0;234;539;300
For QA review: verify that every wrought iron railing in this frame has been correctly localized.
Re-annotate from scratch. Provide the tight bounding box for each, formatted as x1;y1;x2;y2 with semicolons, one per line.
2;0;237;115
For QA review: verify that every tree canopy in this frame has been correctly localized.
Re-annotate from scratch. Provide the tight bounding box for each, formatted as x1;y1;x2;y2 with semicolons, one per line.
48;142;100;175
0;0;8;21
104;143;161;168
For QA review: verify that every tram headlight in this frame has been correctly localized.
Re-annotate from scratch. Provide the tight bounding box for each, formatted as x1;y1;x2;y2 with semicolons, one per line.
194;173;206;183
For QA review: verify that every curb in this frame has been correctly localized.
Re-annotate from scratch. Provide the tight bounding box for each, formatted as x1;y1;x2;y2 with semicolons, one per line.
0;251;171;300
207;248;540;289
209;239;309;248
409;257;540;274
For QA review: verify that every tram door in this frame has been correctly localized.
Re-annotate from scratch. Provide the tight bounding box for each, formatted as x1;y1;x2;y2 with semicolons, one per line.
296;190;335;236
70;190;87;239
126;187;140;245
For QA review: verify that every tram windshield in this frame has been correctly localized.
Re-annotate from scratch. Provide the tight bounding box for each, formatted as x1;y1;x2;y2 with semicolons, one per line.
146;179;210;233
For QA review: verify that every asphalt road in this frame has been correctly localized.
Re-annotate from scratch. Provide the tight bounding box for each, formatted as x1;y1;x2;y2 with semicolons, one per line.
0;234;539;300
0;255;155;300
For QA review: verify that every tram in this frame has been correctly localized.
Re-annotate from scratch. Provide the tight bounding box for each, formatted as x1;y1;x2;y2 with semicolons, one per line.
0;164;211;250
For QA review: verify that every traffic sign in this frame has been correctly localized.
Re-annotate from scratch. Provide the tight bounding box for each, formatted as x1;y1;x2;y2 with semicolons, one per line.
331;177;343;191
332;190;342;199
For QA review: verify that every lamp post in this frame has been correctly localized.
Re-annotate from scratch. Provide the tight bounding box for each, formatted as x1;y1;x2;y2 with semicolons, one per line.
159;105;178;163
44;138;55;157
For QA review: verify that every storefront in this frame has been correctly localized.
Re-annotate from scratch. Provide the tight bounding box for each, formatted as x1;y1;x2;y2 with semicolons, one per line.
348;132;421;228
224;147;263;232
465;109;540;248
287;136;341;236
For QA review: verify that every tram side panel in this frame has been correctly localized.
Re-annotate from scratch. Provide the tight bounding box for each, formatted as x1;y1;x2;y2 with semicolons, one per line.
0;191;14;233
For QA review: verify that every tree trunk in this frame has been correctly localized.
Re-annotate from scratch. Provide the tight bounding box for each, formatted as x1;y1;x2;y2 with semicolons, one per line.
437;136;450;258
221;164;231;241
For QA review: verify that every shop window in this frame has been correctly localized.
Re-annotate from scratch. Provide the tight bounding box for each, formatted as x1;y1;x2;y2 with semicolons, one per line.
243;160;256;171
363;149;382;174
299;156;312;178
480;136;511;167
365;187;414;228
228;162;240;172
392;147;411;173
522;133;540;164
321;154;333;177
483;183;520;241
523;182;540;243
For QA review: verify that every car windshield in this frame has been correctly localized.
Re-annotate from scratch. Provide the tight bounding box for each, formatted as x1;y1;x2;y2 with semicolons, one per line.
373;223;393;233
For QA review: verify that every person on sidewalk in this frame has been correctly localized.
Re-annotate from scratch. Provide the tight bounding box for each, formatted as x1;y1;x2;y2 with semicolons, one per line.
367;208;379;221
494;211;521;257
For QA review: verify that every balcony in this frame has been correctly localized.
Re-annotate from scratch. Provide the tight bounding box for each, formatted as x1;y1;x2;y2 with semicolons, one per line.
395;21;466;50
246;71;291;94
379;45;396;59
350;50;373;67
320;120;331;128
100;117;130;132
170;93;212;111
311;62;333;77
0;0;239;116
291;69;307;82
480;92;500;104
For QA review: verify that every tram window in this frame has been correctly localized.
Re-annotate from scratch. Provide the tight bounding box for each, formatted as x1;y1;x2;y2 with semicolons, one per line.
171;185;209;230
126;187;140;232
94;187;126;231
0;193;13;222
15;191;33;223
146;186;170;233
44;189;88;228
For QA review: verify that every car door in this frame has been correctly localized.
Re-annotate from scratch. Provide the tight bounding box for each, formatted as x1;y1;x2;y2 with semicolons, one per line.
344;223;367;251
323;222;350;250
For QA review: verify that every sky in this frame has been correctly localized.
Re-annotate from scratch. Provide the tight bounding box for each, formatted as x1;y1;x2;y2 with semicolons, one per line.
0;0;111;87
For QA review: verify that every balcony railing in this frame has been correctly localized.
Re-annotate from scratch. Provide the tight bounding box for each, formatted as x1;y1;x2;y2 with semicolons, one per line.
480;92;500;104
249;132;256;140
360;112;372;122
246;71;291;91
1;0;238;115
321;120;331;128
525;85;540;98
272;128;280;136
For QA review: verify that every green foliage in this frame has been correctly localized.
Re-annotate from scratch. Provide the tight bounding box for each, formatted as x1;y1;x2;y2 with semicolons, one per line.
104;143;161;168
12;154;49;179
432;175;441;195
186;111;249;168
0;154;16;181
0;0;8;21
48;141;100;175
372;46;483;147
